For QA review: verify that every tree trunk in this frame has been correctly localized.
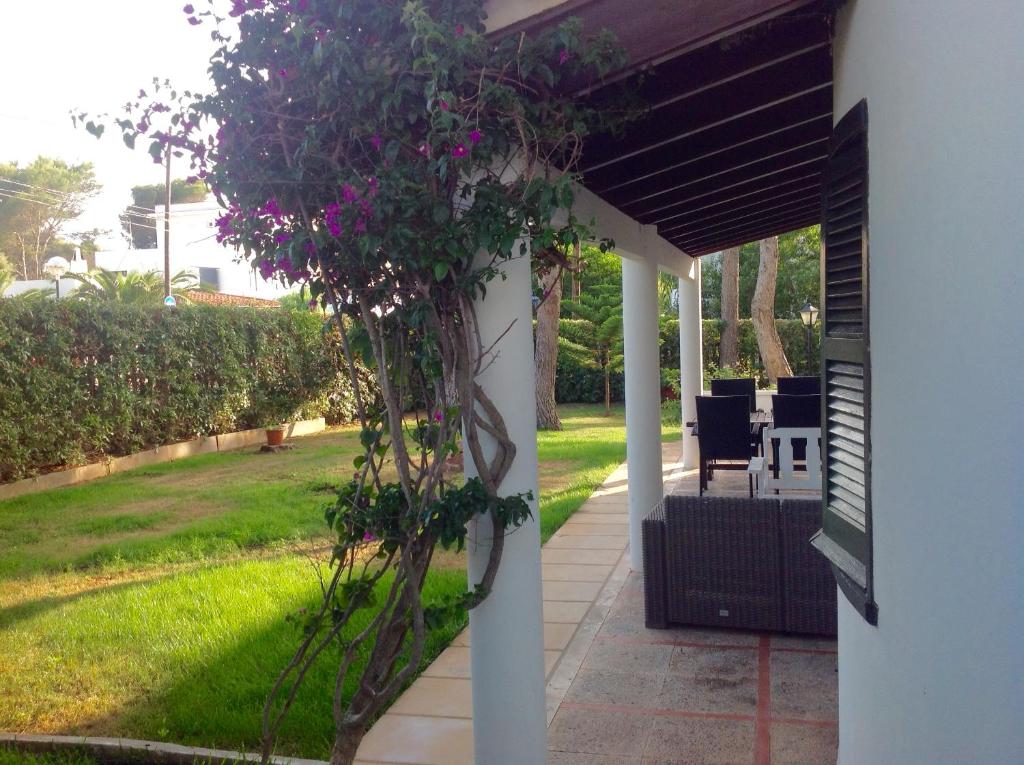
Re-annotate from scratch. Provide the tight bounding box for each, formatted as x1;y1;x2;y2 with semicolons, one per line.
719;246;741;369
535;265;563;430
329;727;364;765
603;349;611;417
751;237;793;384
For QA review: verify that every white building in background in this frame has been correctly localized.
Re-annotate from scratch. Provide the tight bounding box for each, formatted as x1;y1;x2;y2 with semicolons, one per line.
94;198;292;300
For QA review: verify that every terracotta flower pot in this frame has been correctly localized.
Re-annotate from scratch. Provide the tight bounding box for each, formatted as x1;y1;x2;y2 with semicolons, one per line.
266;427;286;446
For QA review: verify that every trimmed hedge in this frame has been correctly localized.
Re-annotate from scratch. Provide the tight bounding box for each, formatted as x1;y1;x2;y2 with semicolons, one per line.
0;301;364;481
553;316;822;403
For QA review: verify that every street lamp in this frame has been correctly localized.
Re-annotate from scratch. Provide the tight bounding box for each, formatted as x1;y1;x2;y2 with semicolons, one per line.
43;256;70;299
799;300;819;375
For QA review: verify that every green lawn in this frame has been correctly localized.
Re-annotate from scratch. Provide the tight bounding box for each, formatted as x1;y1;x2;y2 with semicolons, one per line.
0;751;96;765
0;404;676;757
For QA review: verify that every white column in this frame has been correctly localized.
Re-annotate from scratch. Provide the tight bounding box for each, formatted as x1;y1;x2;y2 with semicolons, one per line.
621;256;664;571
465;247;546;765
678;257;703;469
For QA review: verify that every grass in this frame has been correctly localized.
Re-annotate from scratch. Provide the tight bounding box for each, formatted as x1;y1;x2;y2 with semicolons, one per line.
0;403;678;756
0;751;97;765
0;558;466;757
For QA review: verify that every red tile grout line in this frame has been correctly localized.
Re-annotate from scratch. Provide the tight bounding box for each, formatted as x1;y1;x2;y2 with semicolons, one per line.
596;634;759;651
560;701;755;723
594;633;837;656
557;701;837;729
772;646;838;656
754;635;772;765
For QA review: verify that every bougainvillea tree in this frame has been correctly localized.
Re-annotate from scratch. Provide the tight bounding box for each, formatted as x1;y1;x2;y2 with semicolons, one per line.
85;1;628;762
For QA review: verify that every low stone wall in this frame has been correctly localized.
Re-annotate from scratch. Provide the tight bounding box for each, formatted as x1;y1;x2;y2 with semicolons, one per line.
0;418;327;502
0;733;326;765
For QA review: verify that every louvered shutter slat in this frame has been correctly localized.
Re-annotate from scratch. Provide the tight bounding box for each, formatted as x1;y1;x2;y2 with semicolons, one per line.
811;98;877;624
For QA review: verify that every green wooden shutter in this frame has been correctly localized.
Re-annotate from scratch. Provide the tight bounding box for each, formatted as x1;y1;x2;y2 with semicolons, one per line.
811;99;877;624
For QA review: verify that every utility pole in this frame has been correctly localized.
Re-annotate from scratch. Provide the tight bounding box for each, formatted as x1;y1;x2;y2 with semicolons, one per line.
163;145;171;298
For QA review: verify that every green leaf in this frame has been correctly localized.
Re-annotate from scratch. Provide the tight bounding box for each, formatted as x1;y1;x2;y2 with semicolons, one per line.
433;261;449;281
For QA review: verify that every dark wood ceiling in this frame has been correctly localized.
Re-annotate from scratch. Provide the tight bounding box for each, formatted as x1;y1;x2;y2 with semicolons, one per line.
498;0;835;256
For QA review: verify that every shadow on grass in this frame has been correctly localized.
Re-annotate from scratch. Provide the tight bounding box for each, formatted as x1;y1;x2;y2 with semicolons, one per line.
69;567;467;760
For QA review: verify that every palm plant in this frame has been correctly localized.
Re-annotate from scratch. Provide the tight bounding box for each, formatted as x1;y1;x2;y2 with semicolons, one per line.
68;268;198;305
562;284;624;416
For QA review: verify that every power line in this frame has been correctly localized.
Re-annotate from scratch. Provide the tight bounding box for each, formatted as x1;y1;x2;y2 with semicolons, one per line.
0;190;60;209
0;177;78;199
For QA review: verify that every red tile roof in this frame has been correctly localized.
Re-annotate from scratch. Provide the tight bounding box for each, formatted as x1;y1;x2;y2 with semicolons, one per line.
184;290;281;308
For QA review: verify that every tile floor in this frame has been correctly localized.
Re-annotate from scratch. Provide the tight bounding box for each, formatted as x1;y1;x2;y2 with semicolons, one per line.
355;445;838;765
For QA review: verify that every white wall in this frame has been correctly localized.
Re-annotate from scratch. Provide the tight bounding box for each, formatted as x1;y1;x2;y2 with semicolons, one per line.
833;2;1024;763
97;200;291;299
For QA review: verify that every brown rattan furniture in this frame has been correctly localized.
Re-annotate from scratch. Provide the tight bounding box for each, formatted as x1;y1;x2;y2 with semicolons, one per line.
642;495;837;636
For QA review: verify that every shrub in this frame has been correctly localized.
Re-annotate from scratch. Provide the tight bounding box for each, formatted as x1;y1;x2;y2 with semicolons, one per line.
0;300;366;481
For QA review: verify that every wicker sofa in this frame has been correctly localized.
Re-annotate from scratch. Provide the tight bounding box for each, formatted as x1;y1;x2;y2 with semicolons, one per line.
642;495;836;636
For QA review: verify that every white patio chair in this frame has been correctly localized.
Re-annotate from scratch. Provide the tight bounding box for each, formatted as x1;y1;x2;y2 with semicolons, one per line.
747;426;822;498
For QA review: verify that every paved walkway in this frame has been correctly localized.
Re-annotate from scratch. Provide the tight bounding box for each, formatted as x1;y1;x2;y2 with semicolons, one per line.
355;444;837;765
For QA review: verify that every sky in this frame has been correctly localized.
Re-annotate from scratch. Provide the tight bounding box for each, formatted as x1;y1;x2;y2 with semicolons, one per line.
0;1;225;248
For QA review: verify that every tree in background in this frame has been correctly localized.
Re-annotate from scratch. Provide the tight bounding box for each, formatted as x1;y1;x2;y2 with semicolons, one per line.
121;179;208;248
0;157;100;280
67;268;198;305
0;253;15;293
751;236;793;382
535;255;566;430
563;283;623;416
700;225;820;320
719;246;741;368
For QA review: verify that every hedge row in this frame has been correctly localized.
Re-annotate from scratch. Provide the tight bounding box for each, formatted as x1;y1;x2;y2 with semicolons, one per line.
0;301;364;481
553;317;821;403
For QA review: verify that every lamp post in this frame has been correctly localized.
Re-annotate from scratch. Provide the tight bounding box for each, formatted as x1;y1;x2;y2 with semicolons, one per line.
43;256;70;299
799;300;819;375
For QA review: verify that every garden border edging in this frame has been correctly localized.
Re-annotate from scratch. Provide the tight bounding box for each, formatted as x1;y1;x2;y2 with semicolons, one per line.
0;733;327;765
0;418;327;502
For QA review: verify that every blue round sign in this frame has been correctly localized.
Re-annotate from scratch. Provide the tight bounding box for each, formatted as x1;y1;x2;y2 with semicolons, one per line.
164;295;177;307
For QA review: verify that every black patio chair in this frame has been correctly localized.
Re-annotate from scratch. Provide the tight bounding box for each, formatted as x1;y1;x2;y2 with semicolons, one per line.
770;393;821;472
777;375;820;396
710;377;757;412
696;394;756;497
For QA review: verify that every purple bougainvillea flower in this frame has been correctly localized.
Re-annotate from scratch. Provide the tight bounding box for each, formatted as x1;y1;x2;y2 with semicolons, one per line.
354;218;367;235
274;231;291;244
277;68;288;78
454;23;465;37
369;134;383;151
183;4;194;13
258;260;275;280
304;241;316;255
418;143;430;157
433;411;443;422
363;531;376;542
341;183;358;203
438;99;450;112
262;198;282;218
468;129;482;144
559;49;570;65
452;143;468;158
188;16;201;25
